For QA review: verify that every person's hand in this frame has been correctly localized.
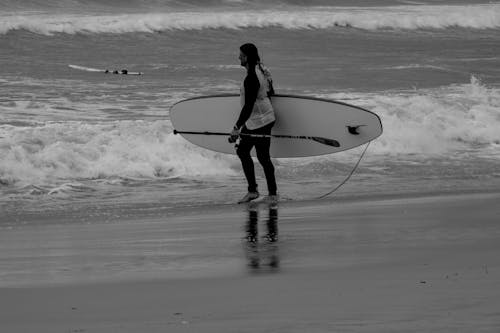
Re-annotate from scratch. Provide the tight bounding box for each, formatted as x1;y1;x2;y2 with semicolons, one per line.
228;126;240;143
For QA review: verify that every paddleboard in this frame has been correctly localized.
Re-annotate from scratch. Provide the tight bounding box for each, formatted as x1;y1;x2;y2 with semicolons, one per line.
170;94;382;158
69;64;143;75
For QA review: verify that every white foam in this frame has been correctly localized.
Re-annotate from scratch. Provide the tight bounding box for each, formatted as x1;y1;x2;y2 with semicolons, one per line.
332;76;500;156
0;120;237;186
2;4;500;35
1;77;499;187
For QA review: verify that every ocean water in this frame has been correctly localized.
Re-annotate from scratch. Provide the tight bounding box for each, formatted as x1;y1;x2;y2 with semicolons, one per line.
1;0;500;222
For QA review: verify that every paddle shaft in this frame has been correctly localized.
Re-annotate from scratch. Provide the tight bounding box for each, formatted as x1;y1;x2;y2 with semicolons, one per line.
173;130;340;147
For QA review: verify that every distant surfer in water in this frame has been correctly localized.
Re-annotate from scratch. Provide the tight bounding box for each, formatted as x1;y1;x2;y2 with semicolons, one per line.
230;43;278;204
105;69;129;74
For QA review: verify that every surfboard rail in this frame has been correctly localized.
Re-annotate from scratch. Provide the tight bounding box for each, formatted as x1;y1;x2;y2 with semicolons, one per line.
172;93;382;122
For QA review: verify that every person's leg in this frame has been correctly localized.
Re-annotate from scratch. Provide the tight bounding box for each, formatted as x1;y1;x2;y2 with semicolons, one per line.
254;123;277;196
236;134;258;194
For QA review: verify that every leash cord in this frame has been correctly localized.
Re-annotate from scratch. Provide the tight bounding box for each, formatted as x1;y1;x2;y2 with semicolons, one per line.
315;141;371;200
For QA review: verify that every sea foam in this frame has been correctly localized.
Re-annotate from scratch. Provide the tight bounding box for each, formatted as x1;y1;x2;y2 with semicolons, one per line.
1;5;500;35
357;76;500;156
1;77;499;187
0;120;237;186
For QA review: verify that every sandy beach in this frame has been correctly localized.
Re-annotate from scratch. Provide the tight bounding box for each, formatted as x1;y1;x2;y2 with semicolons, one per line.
1;192;499;332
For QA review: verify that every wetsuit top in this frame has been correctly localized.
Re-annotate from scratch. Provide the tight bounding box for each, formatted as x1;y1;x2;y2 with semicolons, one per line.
236;66;275;130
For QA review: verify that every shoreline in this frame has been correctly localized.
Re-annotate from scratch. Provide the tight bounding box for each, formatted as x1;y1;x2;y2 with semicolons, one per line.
3;187;500;228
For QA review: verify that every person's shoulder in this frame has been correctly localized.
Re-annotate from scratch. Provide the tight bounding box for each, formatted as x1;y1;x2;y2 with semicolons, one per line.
244;71;259;85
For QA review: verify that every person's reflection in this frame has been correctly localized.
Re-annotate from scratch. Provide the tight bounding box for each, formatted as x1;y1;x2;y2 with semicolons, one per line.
244;203;279;272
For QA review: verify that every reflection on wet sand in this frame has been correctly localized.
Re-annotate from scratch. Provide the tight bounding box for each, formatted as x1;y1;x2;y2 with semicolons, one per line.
244;203;279;272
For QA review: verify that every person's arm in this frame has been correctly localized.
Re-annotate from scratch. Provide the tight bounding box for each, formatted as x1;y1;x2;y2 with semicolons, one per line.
235;73;260;129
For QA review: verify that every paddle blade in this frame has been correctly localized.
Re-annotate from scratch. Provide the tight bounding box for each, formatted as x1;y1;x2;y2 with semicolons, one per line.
312;136;340;147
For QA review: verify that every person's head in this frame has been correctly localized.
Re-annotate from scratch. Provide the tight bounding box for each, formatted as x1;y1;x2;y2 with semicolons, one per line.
239;43;260;68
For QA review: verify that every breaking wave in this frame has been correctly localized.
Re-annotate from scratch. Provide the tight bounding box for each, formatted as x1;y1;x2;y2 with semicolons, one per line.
0;120;237;187
347;76;500;156
1;4;500;35
1;76;499;188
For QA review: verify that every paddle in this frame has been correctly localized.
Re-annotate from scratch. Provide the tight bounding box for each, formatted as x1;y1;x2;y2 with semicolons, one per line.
173;130;340;147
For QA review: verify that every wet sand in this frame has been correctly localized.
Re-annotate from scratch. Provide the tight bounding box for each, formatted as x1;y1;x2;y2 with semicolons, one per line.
1;192;500;332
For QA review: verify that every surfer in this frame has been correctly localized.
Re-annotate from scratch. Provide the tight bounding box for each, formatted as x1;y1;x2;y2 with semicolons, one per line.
104;69;133;75
230;43;278;204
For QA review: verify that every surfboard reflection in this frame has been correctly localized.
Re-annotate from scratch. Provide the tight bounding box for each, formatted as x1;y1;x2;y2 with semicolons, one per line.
244;203;279;272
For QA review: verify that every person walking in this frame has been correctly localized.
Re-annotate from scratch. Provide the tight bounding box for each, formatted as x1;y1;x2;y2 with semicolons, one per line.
230;43;278;204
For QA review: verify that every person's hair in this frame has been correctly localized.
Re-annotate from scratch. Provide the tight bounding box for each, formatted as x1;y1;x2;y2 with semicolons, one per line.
240;43;260;67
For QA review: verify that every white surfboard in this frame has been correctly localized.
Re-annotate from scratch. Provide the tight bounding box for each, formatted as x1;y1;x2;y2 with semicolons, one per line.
170;94;382;158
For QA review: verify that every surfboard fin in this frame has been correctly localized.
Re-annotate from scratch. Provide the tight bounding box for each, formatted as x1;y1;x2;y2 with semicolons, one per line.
347;125;365;135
